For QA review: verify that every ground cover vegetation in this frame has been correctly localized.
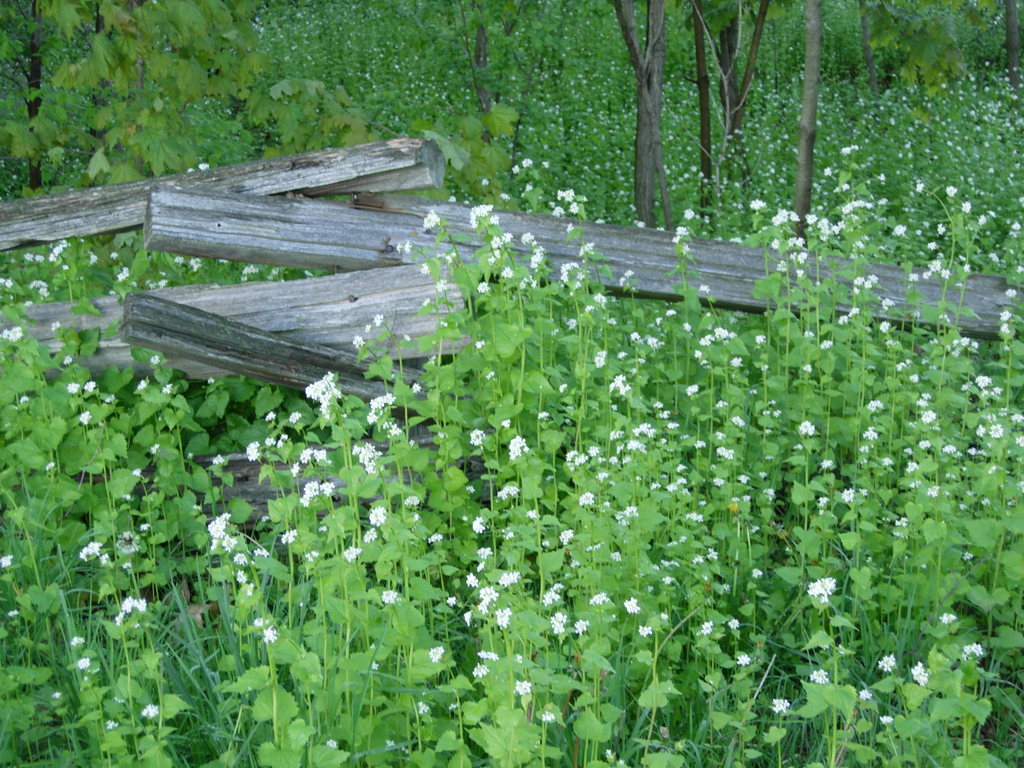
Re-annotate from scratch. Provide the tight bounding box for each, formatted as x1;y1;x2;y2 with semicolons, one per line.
1;1;1024;767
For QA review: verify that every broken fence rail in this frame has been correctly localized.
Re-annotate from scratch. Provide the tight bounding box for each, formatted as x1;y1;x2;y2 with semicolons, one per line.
145;187;1016;340
0;138;444;252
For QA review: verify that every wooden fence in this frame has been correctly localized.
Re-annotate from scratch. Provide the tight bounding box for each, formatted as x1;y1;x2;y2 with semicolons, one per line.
1;136;1017;514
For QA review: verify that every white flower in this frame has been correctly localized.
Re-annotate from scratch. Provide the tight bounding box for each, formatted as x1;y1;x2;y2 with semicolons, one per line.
509;436;529;461
877;654;897;673
736;653;751;667
639;625;653;638
515;680;532;696
550;612;567;635
807;577;837;604
79;541;102;561
911;662;929;686
624;598;641;614
809;669;830;685
141;704;159;719
429;646;445;663
798;421;816;437
939;612;957;625
76;657;92;671
771;698;790;714
472;516;487;534
262;626;278;644
859;689;873;701
369;507;387;527
381;590;399;605
961;643;985;661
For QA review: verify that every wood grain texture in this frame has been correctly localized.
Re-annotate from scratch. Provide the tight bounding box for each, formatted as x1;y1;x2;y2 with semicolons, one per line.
8;264;459;380
144;186;410;271
140;187;1015;338
0;138;444;252
357;194;1017;340
123;293;401;395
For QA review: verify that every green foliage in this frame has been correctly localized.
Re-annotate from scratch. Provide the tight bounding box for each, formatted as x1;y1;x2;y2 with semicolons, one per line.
2;1;1024;766
0;0;370;194
3;176;1024;764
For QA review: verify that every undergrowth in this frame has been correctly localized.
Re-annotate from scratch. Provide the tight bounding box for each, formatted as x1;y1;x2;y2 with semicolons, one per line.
2;181;1023;767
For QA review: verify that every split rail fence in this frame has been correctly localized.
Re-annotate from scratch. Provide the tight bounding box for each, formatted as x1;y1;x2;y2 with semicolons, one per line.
1;137;1017;515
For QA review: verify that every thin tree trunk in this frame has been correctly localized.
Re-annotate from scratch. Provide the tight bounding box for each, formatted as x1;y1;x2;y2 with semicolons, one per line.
473;16;492;114
794;0;821;242
692;0;713;210
858;0;879;93
613;0;672;229
90;2;107;146
729;0;771;137
27;0;43;190
1007;0;1021;93
717;15;740;138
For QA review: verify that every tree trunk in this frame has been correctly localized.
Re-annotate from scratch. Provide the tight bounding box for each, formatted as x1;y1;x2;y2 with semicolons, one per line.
692;0;713;210
473;16;492;114
858;0;879;93
613;0;671;229
729;0;771;138
27;0;43;190
794;0;822;242
717;15;741;138
1007;0;1021;93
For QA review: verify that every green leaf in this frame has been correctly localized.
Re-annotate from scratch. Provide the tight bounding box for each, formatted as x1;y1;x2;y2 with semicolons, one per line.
481;103;518;137
573;709;611;743
308;746;349;767
285;719;314;751
638;679;679;709
257;742;302;768
791;482;815;505
252;685;298;723
87;147;110;180
435;730;462;753
643;754;684;768
160;694;189;719
71;297;102;316
222;666;270;694
803;630;833;650
763;725;787;745
423;130;470;171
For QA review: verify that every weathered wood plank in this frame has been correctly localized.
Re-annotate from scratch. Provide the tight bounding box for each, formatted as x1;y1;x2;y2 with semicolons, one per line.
359;194;1016;340
0;138;444;252
122;293;409;395
144;186;408;271
7;265;459;380
142;187;1015;339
